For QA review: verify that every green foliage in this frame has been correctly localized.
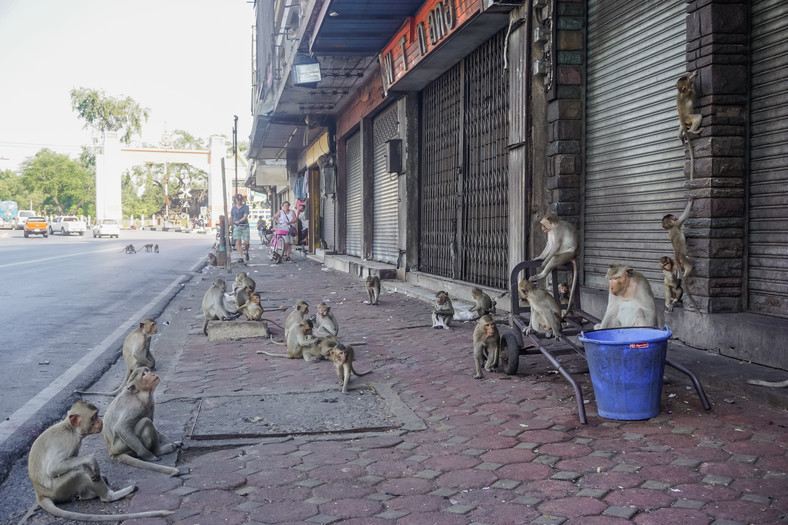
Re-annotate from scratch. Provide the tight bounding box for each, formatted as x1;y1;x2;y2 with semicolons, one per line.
70;87;150;144
0;169;26;203
20;149;95;216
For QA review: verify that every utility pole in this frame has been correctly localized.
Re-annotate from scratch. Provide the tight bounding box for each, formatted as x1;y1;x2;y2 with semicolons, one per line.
233;115;239;196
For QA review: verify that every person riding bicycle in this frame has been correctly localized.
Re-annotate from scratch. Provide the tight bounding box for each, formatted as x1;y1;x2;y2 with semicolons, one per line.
272;201;297;262
231;194;250;261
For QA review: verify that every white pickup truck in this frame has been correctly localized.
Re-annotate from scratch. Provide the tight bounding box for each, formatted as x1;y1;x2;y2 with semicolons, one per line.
49;216;87;236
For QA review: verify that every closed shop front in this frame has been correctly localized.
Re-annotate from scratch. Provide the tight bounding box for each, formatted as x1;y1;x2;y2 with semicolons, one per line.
748;0;788;318
322;194;336;251
419;28;509;290
345;131;363;257
584;0;687;292
372;104;400;264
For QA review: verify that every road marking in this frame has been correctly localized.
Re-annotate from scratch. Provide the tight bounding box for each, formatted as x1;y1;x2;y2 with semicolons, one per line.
0;256;205;446
0;247;120;269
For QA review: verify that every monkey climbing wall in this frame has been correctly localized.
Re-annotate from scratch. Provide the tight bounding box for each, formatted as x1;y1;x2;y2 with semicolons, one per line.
419;28;509;290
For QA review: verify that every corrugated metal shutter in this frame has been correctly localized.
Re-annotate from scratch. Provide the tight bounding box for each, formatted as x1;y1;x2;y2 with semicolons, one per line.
345;132;363;257
372;104;400;264
322;194;336;250
748;0;788;317
585;0;687;293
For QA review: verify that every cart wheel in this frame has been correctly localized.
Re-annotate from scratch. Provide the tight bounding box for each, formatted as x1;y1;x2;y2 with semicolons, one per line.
501;332;521;375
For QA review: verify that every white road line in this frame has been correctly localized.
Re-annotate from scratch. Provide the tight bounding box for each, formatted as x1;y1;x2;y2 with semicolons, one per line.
0;247;120;269
0;256;204;446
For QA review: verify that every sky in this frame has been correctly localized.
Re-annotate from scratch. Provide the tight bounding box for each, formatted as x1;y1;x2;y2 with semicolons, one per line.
0;0;254;172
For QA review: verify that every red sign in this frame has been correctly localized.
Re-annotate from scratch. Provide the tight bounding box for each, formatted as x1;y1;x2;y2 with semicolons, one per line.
379;0;482;92
630;343;650;349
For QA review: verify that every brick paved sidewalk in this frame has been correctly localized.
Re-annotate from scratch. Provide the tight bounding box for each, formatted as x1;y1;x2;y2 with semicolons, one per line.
30;252;788;524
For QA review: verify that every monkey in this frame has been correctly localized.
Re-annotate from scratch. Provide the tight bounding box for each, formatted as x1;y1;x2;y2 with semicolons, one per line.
25;400;173;522
432;291;455;329
746;378;788;388
208;252;218;266
237;292;264;321
472;315;500;379
102;367;184;477
141;243;153;252
257;319;321;362
594;264;658;330
365;275;381;305
313;302;339;339
659;256;684;312
284;299;309;337
518;279;562;338
662;198;694;279
76;318;158;396
557;282;570;305
233;271;256;294
676;71;703;179
121;244;137;254
235;284;252;311
201;278;237;335
469;287;496;318
530;213;579;313
154;244;159;253
329;343;372;393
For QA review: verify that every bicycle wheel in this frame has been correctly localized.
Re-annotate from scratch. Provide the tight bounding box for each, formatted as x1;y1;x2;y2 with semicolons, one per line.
269;235;284;263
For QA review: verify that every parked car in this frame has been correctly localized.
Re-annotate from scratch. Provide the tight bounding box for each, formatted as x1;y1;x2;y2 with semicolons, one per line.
15;209;36;230
50;215;87;236
24;216;48;238
92;218;120;238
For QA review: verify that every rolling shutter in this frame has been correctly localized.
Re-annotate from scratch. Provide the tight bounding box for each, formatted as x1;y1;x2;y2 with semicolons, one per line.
372;104;400;264
748;0;788;317
584;0;687;292
322;195;336;251
345;131;363;257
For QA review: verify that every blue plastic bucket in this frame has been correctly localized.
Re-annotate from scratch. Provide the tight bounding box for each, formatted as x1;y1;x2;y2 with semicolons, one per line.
578;326;672;420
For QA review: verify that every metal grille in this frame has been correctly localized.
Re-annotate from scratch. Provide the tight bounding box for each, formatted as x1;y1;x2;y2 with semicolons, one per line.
372;104;400;263
345;132;363;256
585;0;686;294
419;29;509;289
748;0;788;318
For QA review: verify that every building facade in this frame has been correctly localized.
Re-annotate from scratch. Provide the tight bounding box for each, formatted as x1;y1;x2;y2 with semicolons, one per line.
247;0;788;372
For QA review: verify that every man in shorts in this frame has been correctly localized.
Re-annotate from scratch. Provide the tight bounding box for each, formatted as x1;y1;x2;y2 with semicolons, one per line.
231;194;250;261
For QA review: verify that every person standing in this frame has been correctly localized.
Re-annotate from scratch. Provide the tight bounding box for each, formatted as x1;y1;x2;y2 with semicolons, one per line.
231;194;250;261
272;201;296;261
297;201;309;246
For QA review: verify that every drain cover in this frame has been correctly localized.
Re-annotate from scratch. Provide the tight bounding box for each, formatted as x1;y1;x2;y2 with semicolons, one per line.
191;387;401;439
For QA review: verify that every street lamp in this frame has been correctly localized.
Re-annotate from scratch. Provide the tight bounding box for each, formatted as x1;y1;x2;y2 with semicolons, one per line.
233;115;238;196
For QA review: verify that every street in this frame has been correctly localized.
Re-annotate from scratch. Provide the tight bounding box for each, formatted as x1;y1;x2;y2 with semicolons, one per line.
0;228;213;482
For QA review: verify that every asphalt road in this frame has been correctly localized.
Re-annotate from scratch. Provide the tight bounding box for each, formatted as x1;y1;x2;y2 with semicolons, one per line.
0;227;213;482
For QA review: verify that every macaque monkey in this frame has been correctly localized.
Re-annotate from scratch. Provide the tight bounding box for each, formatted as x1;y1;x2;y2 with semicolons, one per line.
530;213;579;312
235;285;252;311
233;271;256;294
154;244;159;253
676;72;702;179
208;252;218;266
25;400;173;522
102;367;184;477
313;302;339;339
142;243;153;252
122;244;137;254
662;198;694;279
432;291;455;329
237;292;264;321
472;315;500;379
557;282;570;305
469;287;496;318
77;318;158;396
258;320;321;362
284;300;310;337
518;279;562;338
595;264;657;330
330;343;372;394
746;378;788;388
659;256;683;312
201;278;236;335
365;275;381;305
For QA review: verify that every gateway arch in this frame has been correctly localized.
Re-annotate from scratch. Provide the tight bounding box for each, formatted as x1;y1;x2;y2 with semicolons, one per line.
95;132;228;225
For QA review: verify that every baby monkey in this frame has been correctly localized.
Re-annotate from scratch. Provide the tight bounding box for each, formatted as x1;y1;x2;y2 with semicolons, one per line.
365;275;381;305
330;343;372;394
469;287;496;318
432;291;455;329
659;256;683;312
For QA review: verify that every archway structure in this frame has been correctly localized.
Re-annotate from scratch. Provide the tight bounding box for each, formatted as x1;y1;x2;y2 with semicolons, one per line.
95;132;227;225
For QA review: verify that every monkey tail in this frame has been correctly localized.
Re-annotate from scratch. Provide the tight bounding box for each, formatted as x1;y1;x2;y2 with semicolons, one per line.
745;378;788;388
259;318;284;329
562;259;579;321
74;383;123;397
681;280;703;316
686;138;695;180
37;497;173;522
115;454;181;477
266;335;287;346
256;350;290;357
350;365;372;377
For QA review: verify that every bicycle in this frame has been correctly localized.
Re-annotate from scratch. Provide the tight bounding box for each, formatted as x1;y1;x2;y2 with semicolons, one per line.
264;225;287;264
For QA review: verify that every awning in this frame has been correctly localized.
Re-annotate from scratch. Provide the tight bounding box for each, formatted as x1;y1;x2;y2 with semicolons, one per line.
246;160;289;187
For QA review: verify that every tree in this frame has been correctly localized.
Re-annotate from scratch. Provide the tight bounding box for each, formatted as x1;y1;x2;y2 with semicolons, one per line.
20;149;95;216
70;87;150;144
